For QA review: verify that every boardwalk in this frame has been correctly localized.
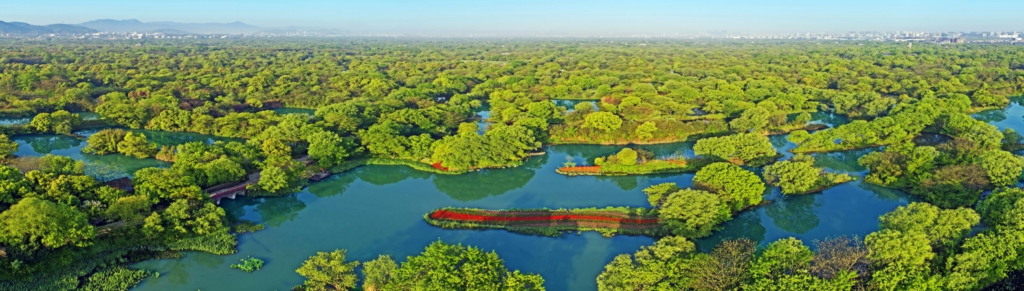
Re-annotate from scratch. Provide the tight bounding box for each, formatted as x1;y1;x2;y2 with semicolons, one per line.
208;172;261;204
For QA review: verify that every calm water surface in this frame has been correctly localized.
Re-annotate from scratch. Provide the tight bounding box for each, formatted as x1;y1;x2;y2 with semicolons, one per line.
12;128;236;178
89;104;1022;290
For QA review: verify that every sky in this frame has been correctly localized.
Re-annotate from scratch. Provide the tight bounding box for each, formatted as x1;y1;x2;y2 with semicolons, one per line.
3;0;1023;35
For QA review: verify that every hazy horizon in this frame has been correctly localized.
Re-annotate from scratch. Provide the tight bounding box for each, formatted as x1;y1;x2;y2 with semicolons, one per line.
4;0;1024;35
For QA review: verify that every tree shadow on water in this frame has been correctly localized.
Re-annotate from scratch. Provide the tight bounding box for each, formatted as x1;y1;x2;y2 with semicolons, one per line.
432;155;546;202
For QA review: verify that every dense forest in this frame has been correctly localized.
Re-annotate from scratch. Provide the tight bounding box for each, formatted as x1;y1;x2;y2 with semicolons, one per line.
1;38;1023;290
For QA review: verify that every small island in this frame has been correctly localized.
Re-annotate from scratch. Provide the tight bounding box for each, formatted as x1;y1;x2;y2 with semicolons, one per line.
763;154;856;195
431;162;769;239
556;148;705;176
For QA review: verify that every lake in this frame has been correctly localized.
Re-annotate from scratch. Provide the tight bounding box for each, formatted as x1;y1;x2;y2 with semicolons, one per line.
124;110;922;291
18;102;1022;291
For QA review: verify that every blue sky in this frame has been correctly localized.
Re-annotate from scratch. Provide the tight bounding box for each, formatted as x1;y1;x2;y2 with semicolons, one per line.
3;0;1023;35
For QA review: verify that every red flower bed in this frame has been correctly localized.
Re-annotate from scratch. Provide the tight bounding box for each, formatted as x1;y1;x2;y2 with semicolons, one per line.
431;162;449;171
558;166;601;173
429;209;657;224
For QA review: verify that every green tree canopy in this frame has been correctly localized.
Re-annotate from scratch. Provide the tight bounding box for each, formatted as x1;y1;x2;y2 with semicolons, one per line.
693;162;765;211
0;197;96;250
297;249;360;291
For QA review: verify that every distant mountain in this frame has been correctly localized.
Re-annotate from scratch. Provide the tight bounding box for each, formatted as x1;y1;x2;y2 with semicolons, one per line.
79;19;263;34
0;21;96;35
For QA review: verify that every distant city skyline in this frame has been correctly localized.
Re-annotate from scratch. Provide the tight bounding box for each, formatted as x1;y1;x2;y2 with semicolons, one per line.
4;0;1024;36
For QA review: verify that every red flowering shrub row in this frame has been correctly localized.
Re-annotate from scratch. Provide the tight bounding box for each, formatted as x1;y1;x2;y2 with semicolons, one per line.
425;208;662;237
429;209;657;224
557;166;602;173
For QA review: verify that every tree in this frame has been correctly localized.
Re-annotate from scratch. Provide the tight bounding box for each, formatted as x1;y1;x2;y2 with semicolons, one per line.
260;138;293;167
687;239;757;291
30;110;82;134
105;195;152;223
258;166;290;193
39;154;85;175
635;121;657;141
764;159;821;194
362;255;398;291
694;133;777;165
0;197;96;250
745;238;814;285
979;150;1024;187
866;229;935;290
50;110;82;135
194;157;246;187
615;148;638;166
297;249;360;291
307;131;350;168
583;111;623;133
693;162;765;211
730;107;771;133
0;133;18;159
810;236;869;280
642;183;681;207
82;129;128;155
29;112;52;133
0;165;29;204
879;202;979;250
976;188;1024;229
162;199;227;236
659;189;730;238
597;236;697;291
117;132;157;158
743;238;857;291
381;241;545;290
787;130;811;144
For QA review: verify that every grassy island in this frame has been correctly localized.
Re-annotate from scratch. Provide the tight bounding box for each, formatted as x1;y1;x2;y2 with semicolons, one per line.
763;155;856;195
556;148;709;176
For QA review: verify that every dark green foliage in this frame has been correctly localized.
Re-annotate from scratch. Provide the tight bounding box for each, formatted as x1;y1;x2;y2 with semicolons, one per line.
0;133;18;160
232;220;266;234
231;256;264;272
692;162;765;211
374;241;545;291
694;133;777;165
79;266;151;291
30;110;81;135
431;124;542;171
659;188;731;237
765;155;855;195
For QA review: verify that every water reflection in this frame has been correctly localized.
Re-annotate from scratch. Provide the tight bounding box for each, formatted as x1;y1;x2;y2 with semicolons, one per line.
553;99;598;112
765;191;821;234
17;134;82;154
131;129;241;146
305;173;358;198
973;96;1024;132
809;147;880;174
806;111;850;127
0;117;31;125
474;103;492;134
270;108;316;115
354;165;426;186
433;155;544;201
255;195;308;227
694;211;766;252
12;131;169;178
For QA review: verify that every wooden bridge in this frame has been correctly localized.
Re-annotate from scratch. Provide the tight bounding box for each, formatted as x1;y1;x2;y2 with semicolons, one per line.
208;172;261;205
